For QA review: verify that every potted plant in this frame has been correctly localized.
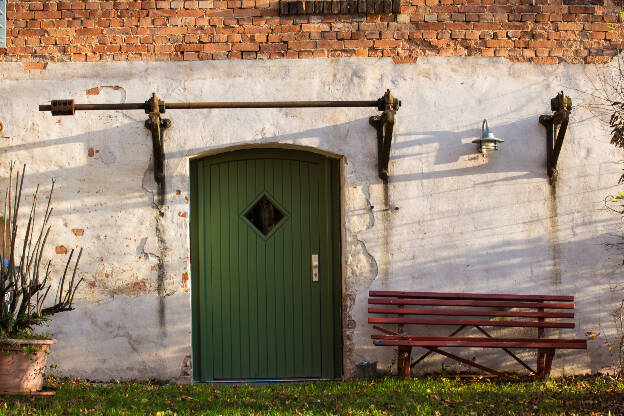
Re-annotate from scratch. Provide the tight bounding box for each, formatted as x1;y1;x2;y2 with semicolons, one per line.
0;163;83;394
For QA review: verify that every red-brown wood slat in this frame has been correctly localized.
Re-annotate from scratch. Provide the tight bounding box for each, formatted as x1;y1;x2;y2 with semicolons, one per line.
371;334;587;345
368;307;574;319
373;339;587;349
369;290;574;302
368;298;575;309
368;316;575;328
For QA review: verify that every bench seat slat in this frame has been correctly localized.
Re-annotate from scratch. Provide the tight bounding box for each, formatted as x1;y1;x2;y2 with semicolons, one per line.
371;335;586;344
368;307;574;319
373;339;587;349
368;317;575;328
368;298;575;309
369;291;574;302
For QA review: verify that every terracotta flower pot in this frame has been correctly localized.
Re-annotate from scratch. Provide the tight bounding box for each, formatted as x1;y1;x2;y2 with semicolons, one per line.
0;338;56;393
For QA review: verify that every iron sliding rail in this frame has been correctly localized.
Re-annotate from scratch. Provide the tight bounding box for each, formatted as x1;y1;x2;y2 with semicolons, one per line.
38;100;380;113
39;90;401;187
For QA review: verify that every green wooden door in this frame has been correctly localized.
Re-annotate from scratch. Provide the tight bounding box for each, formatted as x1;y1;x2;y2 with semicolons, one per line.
190;149;342;381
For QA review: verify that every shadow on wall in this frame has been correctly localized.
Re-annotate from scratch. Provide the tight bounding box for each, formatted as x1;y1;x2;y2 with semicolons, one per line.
0;123;186;215
45;293;191;381
2;108;622;376
358;227;623;374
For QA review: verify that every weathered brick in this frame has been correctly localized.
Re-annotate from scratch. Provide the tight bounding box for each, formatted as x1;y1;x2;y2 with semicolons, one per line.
0;0;619;65
485;39;513;48
21;61;48;70
532;56;558;64
374;39;402;48
288;40;316;50
232;42;260;51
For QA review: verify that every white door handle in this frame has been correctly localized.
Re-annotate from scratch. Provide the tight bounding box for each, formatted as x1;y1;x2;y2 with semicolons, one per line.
312;254;319;282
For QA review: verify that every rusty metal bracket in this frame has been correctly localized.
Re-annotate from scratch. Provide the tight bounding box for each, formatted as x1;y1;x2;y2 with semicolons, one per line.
144;92;171;189
539;91;572;184
369;89;401;181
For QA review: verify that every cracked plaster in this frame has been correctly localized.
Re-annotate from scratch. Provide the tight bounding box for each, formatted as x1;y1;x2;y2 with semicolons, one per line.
0;58;623;379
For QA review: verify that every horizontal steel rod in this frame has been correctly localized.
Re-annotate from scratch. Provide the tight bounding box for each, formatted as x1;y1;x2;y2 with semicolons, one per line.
39;103;144;111
39;100;379;112
167;100;378;109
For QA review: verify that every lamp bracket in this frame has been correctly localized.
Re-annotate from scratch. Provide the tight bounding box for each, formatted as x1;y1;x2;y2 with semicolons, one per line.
539;91;572;184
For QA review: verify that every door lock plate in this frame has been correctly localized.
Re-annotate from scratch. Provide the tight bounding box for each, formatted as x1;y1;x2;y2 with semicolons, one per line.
312;254;319;282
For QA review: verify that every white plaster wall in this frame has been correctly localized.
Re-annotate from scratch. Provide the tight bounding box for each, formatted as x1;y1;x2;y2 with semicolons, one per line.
0;57;623;380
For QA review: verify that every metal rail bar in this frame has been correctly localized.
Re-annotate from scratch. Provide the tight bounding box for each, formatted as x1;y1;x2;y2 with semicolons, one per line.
38;100;379;112
39;90;400;181
167;101;378;109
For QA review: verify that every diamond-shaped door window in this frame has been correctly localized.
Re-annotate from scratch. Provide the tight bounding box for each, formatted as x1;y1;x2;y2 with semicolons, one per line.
243;194;286;237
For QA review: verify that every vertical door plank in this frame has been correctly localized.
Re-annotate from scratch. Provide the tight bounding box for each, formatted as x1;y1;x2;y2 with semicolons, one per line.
265;161;277;379
246;160;259;378
320;158;335;378
237;160;250;378
273;160;287;377
255;159;268;378
210;164;223;378
281;160;295;377
291;160;304;377
300;162;313;377
219;163;232;379
199;161;212;380
228;161;241;378
189;161;200;380
309;162;323;377
330;159;343;378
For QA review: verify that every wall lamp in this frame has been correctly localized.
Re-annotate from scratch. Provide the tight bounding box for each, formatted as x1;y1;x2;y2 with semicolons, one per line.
472;119;503;156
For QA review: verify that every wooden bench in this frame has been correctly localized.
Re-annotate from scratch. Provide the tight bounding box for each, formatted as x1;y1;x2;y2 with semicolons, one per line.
368;291;587;378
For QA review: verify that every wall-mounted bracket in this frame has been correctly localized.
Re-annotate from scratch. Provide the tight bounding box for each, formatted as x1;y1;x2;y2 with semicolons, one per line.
143;92;171;190
369;89;401;181
539;91;572;184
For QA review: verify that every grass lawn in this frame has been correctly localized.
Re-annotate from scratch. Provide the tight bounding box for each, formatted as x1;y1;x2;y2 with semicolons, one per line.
0;375;623;415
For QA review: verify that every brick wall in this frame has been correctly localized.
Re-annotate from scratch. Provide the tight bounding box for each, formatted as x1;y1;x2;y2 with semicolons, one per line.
1;0;622;64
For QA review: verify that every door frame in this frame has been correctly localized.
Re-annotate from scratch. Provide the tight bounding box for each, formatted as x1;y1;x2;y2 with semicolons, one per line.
189;146;344;381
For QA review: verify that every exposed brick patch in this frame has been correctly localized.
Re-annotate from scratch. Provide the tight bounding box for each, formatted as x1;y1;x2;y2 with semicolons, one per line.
55;245;67;254
392;56;414;64
85;87;101;95
181;271;190;291
21;62;47;70
71;228;84;236
1;0;622;64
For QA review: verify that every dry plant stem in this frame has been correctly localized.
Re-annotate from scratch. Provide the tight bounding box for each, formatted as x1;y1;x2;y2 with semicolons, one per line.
616;299;624;376
0;163;83;337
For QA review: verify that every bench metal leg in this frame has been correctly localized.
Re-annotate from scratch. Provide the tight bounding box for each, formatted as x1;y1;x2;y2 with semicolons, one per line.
424;347;508;378
543;350;555;377
474;326;536;374
410;325;467;369
537;348;555;378
537;350;546;377
398;346;412;378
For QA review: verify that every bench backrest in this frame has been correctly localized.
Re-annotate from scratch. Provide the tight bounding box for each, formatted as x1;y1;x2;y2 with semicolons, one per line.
368;291;576;330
